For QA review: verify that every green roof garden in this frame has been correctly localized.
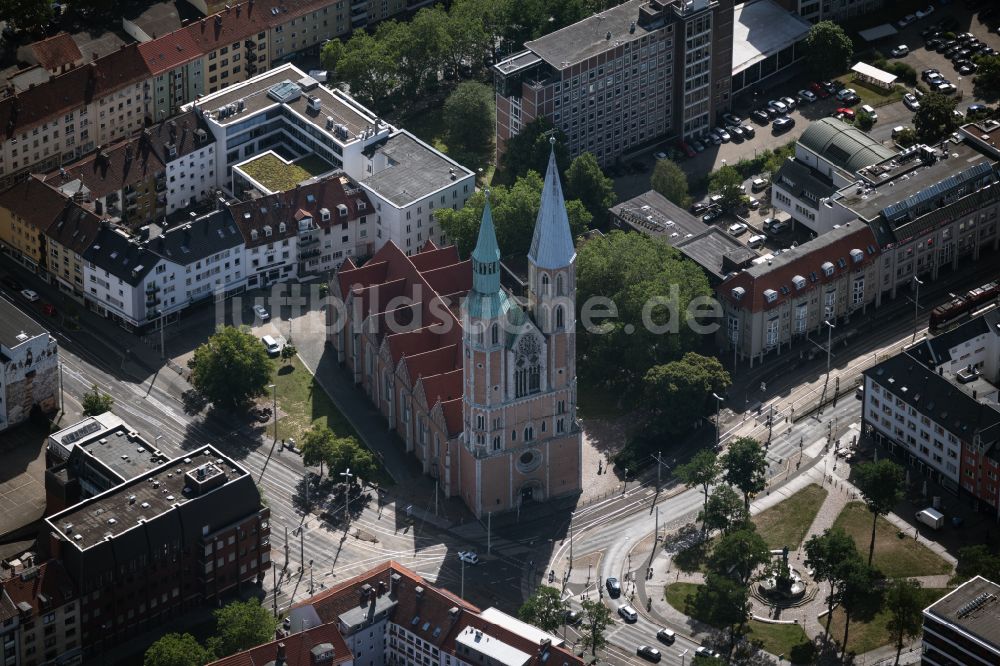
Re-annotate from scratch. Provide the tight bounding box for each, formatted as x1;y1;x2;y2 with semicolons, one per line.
236;152;333;193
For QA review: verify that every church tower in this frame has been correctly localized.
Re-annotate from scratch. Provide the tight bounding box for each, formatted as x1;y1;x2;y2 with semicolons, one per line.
528;137;577;396
462;194;510;460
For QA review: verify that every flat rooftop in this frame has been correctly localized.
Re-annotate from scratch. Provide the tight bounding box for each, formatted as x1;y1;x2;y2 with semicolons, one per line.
360;131;473;208
455;626;531;666
0;299;48;352
925;576;1000;650
193;65;382;141
524;0;665;69
48;447;247;550
733;0;812;74
236;151;333;193
74;425;164;482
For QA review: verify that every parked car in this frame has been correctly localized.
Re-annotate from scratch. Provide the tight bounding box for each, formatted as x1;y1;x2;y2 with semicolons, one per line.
565;610;582;625
936;82;957;94
690;202;710;215
860;104;878;122
798;89;817;103
921;68;940;82
747;234;767;249
714;126;731;142
636;646;661;662
690;138;706;152
20;289;39;302
751;109;770;124
772;116;794;132
890;44;910;57
892;125;910;139
706;131;722;145
958;62;976;75
1;275;22;291
42;303;56;316
781;96;797;111
835;87;857;101
656;628;676;645
836;107;856;120
728;222;748;236
677;140;696;158
821;80;839;93
903;92;921;111
728;125;745;140
767;99;789;115
702;209;723;223
618;604;638;623
751;177;769;192
722;112;743;126
695;647;722;659
747;198;760;210
457;551;479;565
967;103;989;116
809;81;830;98
741;124;756;138
654;151;668;160
840;92;860;105
253;304;270;321
896;14;916;29
606;577;622;597
262;335;281;356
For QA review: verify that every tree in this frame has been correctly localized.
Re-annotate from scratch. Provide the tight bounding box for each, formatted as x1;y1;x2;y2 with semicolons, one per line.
501;117;570;180
319;39;344;76
804;527;862;635
700;485;749;535
676;450;719;528
144;633;212;666
81;384;114;416
579;598;613;656
894;127;918;148
953;544;1000;583
336;30;399;112
329;436;378;484
688;573;751;641
708;528;770;587
650;159;691;208
435;171;590;257
856;110;875;131
301;425;336;480
973;54;1000;96
390;7;451;96
708;165;745;211
804;21;854;79
517;585;566;632
207;599;277;658
280;343;297;364
885;579;924;666
0;0;52;33
443;82;496;155
913;92;959;144
188;326;272;410
722;437;767;511
444;0;492;74
642;353;731;435
854;460;905;565
565;152;616;224
838;560;882;657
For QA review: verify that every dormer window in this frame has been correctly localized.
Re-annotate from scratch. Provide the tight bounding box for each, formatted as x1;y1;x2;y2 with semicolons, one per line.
337;203;348;217
850;248;864;263
731;286;745;300
320;207;331;221
357;200;366;211
251;229;258;240
763;289;778;303
792;275;806;290
278;222;286;233
263;225;272;237
821;261;835;277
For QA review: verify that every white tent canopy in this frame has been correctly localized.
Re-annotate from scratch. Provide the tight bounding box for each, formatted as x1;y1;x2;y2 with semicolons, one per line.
851;62;897;89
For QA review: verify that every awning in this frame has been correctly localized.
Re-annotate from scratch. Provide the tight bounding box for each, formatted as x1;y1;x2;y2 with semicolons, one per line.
858;24;898;42
851;62;897;88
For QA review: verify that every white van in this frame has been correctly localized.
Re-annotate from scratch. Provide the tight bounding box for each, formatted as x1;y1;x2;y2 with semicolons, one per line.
262;335;281;357
915;508;944;530
747;234;767;249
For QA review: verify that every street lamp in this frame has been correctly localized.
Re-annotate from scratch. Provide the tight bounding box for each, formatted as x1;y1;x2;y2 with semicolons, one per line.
157;309;165;360
912;276;923;341
824;320;836;376
679;649;689;666
712;392;724;449
340;468;354;528
268;384;277;445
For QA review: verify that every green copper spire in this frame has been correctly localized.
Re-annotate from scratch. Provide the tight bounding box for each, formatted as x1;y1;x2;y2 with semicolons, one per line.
471;192;501;295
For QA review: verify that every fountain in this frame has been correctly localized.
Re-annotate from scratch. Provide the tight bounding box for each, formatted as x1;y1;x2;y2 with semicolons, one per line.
757;546;807;601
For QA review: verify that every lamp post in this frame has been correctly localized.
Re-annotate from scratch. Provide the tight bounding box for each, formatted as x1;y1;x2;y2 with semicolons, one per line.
157;309;165;359
824;320;835;377
912;276;923;341
460;555;465;600
712;392;724;449
340;468;353;528
268;384;277;445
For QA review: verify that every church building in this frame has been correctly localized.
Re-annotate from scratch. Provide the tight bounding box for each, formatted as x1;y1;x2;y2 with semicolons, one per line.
329;142;582;517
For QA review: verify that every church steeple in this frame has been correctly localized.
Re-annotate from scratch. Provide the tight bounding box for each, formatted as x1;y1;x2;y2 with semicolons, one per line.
528;137;577;271
471;192;500;295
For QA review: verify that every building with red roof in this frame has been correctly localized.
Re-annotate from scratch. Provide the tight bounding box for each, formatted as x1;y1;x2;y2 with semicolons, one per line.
330;144;582;518
0;557;81;666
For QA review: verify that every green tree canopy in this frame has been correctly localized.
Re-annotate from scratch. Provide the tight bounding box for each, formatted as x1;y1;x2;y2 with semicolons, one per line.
676;449;719;527
207;599;277;658
81;384;114;416
804;527;862;635
707;528;770;587
804;21;854;79
565;152;616;224
894;127;918;148
576;230;713;388
435;170;590;257
443;81;496;156
328;436;378;484
188;326;272;410
854;460;905;565
953;544;1000;583
302;425;337;479
642;353;731;435
708;164;745;211
517;585;566;632
336;30;399;112
579;598;613;656
0;0;52;33
650;159;691;208
444;0;493;73
144;633;212;666
722;437;768;511
839;559;883;657
501;116;570;181
319;39;343;76
973;54;1000;96
699;485;749;535
885;579;924;666
687;572;751;636
913;92;959;144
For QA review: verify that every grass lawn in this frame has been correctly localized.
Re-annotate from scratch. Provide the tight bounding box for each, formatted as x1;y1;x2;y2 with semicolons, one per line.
834;76;905;108
269;357;391;486
752;484;828;550
664;583;813;663
831;502;952;577
825;587;950;655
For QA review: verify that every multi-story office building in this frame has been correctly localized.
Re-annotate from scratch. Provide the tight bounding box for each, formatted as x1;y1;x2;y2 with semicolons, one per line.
922;575;1000;665
46;446;270;658
772;0;885;23
716;223;881;367
494;0;733;166
0;557;80;666
210;561;582;666
0;300;59;432
862;311;1000;501
188;64;474;255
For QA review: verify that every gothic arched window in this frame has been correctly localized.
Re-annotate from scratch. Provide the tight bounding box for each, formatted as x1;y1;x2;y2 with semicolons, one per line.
556;273;565;296
514;336;541;397
491;323;499;346
541;273;550;296
556;306;564;330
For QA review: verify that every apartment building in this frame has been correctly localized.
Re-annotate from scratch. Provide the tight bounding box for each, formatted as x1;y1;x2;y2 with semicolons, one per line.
828;120;1000;302
863;311;1000;502
42;203;104;303
771;117;895;235
0;177;62;271
0;300;59;432
46;446;270;658
494;0;734;166
922;575;1000;665
188;64;474;255
717;223;881;367
0;590;18;666
0;558;80;666
210;561;582;666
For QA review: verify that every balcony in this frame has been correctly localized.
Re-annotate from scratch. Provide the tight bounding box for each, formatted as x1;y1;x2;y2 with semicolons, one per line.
145;283;159;293
300;249;321;260
299;236;319;247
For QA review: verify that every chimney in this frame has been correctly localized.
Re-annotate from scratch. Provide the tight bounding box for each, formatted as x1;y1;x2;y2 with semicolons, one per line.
448;606;461;625
359;583;373;603
276;642;286;665
390;572;401;595
414;585;424;601
377;580;387;597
